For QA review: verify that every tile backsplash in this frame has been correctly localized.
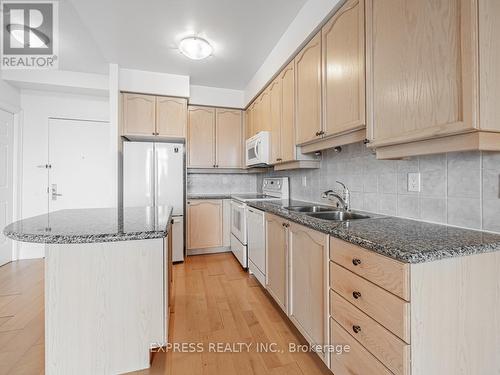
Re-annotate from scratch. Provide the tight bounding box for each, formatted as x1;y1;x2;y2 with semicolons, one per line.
259;142;500;233
187;173;258;195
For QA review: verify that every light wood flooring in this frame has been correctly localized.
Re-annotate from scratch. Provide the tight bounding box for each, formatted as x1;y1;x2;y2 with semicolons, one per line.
0;253;331;375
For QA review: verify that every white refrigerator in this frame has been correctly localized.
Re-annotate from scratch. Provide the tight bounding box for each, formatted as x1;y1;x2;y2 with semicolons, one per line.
123;141;185;262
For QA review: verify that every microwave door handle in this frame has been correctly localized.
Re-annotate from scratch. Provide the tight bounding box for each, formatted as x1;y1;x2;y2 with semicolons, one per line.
255;140;261;158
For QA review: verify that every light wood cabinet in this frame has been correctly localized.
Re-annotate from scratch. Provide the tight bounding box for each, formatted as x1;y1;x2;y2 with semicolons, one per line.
187;106;243;169
187;106;216;168
156;96;187;138
322;0;365;137
122;93;187;138
366;0;500;158
288;222;328;361
216;109;243;168
268;78;282;164
329;237;500;374
280;62;296;163
245;103;255;140
295;32;322;145
187;199;222;249
122;93;156;136
265;214;288;313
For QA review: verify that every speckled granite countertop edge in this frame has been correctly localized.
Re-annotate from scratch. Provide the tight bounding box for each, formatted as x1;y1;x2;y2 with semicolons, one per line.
245;201;500;264
3;206;173;245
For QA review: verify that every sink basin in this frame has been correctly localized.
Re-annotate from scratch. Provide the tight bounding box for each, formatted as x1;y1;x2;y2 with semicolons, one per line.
286;205;337;213
306;211;370;221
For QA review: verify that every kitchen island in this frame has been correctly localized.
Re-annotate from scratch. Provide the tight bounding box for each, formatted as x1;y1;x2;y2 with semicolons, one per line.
3;206;173;375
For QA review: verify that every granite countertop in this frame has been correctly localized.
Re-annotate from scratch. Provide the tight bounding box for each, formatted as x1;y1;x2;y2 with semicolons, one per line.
246;200;500;264
3;206;173;244
187;193;233;200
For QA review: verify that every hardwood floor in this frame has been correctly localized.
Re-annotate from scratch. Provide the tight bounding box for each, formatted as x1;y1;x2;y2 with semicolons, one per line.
0;253;331;375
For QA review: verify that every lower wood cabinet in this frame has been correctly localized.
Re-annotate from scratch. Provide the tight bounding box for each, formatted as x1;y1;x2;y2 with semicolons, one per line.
265;213;288;313
187;199;222;249
329;237;500;375
264;216;328;364
289;222;328;361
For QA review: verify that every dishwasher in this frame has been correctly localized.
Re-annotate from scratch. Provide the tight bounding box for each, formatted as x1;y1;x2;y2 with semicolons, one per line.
246;207;266;286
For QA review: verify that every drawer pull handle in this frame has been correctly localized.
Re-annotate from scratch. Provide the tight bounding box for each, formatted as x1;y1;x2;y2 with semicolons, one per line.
352;325;361;334
352;258;362;266
353;291;362;299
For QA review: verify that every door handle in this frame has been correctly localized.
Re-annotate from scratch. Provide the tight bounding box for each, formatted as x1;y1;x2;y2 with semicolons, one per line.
51;184;63;201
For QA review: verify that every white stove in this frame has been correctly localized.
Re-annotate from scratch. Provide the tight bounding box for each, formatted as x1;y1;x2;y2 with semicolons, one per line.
230;178;289;269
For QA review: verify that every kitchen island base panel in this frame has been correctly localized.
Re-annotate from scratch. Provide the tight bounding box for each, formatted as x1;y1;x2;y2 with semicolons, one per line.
45;238;164;375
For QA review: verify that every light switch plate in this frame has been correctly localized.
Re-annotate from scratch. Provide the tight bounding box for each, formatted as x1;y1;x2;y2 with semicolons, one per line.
407;172;421;192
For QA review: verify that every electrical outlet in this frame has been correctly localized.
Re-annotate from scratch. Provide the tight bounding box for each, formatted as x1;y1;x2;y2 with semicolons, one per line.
407;172;421;192
302;176;307;187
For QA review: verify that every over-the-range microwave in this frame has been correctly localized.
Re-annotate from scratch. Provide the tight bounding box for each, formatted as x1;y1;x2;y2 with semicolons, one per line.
246;131;271;167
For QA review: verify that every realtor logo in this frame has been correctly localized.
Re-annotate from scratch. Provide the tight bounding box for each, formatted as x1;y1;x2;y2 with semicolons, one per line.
1;1;58;69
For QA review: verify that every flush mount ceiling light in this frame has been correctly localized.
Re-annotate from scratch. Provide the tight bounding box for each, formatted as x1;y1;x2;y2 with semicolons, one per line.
179;36;213;60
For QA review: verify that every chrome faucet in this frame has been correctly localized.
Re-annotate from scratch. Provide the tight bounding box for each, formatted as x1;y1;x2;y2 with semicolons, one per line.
322;181;350;211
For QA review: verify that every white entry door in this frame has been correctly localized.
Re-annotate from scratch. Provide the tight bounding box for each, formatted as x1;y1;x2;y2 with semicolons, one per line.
48;119;115;213
0;109;14;266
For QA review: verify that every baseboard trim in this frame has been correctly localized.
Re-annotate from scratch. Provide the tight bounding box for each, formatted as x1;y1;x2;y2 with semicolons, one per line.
187;246;231;256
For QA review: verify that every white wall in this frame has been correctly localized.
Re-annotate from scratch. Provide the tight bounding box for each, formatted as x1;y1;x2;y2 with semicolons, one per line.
119;68;190;97
244;0;342;105
189;85;245;108
17;90;110;259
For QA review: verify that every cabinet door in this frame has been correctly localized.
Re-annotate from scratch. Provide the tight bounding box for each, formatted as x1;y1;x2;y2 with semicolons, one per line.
156;96;187;138
216;108;243;168
295;32;322;145
322;0;365;137
187;106;215;168
289;222;327;358
366;0;477;147
187;200;222;249
259;89;271;132
265;214;288;313
280;61;296;163
268;78;282;164
245;104;254;140
123;93;156;136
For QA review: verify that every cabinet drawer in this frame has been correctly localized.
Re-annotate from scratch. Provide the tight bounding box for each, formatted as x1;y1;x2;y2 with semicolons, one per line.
330;290;410;375
330;262;410;343
330;238;410;301
330;318;392;375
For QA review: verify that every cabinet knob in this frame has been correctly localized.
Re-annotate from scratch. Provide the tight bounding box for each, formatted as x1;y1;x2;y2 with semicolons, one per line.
352;325;361;334
352;258;362;266
353;291;362;299
315;131;321;136
152;132;156;136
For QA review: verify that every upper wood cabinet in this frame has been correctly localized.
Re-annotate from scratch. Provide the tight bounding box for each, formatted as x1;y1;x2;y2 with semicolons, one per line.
366;0;500;158
269;78;282;164
295;32;322;145
187;106;215;168
280;62;296;163
216;108;243;168
245;103;255;140
187;199;223;249
156;96;187;138
122;93;156;136
322;0;365;137
187;105;243;169
122;93;187;138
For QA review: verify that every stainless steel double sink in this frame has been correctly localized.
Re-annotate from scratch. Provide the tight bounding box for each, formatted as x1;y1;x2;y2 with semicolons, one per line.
285;205;370;221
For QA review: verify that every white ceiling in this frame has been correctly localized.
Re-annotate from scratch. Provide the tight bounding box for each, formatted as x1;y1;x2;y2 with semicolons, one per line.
62;0;308;89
